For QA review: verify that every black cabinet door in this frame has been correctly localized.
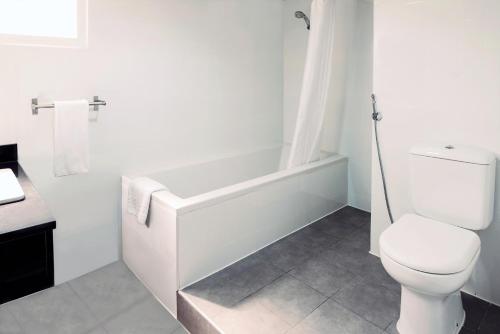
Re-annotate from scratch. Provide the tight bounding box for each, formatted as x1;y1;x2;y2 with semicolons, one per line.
0;222;55;304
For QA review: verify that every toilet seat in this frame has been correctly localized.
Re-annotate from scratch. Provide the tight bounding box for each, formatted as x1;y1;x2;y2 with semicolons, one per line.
381;246;480;296
380;214;480;275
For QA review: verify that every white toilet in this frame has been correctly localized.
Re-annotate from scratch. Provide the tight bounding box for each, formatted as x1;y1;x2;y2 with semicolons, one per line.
379;145;496;334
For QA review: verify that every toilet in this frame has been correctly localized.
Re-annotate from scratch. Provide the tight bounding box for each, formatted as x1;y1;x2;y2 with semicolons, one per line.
379;145;496;334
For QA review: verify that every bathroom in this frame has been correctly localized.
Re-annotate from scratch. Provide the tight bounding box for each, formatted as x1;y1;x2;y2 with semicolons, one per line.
0;0;499;333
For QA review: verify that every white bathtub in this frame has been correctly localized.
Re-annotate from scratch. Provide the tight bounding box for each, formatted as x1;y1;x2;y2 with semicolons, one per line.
122;146;348;317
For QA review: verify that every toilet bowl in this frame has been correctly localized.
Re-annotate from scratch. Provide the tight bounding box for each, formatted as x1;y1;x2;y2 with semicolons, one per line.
379;145;495;334
380;214;481;334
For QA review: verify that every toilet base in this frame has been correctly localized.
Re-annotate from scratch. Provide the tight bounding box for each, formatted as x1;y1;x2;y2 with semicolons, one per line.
397;287;465;334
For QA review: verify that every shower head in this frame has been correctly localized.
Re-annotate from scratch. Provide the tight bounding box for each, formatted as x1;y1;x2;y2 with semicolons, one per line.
294;11;305;18
295;11;310;30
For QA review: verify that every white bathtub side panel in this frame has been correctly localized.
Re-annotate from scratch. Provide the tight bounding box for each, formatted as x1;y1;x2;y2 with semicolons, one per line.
300;159;348;220
177;160;348;288
121;179;179;317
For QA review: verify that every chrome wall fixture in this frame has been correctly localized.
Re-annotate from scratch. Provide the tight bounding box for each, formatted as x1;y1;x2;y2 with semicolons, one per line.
371;94;394;224
295;11;310;30
31;96;107;115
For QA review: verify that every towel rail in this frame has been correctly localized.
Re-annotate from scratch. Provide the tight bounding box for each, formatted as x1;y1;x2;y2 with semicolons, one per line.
31;96;107;115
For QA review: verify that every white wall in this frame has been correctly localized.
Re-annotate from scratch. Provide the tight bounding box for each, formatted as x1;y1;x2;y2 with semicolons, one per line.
0;0;284;284
372;0;500;305
339;0;373;211
283;0;372;211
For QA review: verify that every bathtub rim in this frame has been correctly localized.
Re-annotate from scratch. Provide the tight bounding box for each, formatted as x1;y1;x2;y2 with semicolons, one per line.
123;152;347;215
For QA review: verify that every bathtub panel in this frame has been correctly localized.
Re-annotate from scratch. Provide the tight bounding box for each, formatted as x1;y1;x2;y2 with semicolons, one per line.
122;179;179;317
299;160;349;222
177;159;348;288
177;177;301;287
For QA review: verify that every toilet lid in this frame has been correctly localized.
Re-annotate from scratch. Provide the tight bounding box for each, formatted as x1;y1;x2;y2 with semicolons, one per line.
380;214;480;274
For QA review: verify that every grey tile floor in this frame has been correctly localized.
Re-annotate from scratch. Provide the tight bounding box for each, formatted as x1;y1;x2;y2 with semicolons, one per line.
0;261;187;334
179;206;500;334
2;206;499;334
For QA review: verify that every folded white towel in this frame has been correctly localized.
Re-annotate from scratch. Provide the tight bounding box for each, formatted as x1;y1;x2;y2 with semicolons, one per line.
53;100;89;177
128;177;167;226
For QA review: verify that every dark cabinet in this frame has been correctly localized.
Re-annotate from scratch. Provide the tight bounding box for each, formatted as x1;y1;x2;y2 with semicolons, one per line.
0;222;56;304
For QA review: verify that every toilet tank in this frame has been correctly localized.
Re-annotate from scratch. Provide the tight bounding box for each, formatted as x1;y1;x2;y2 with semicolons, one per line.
409;145;496;230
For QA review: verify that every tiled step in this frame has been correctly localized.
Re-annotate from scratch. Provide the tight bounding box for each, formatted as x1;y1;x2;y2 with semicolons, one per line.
176;206;500;334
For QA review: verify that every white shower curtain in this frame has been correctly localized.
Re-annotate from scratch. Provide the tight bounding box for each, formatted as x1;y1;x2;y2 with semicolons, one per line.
287;0;336;168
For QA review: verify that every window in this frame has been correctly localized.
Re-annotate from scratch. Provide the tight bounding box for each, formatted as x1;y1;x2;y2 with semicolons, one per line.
0;0;87;47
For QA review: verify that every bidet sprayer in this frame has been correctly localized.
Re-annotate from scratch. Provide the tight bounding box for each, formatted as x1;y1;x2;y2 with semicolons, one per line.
371;93;394;224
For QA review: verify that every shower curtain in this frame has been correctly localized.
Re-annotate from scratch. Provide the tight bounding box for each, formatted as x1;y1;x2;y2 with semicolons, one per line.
287;0;336;168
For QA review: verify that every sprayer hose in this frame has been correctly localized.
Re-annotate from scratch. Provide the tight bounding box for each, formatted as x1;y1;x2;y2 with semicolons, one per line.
374;119;395;224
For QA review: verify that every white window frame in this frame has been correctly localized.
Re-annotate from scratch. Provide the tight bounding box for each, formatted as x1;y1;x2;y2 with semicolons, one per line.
0;0;88;48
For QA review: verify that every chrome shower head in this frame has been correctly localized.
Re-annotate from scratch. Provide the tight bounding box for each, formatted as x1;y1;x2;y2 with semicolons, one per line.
295;11;310;30
294;11;305;18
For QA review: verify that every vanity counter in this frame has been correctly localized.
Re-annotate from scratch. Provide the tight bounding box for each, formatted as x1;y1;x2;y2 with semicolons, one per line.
0;161;55;234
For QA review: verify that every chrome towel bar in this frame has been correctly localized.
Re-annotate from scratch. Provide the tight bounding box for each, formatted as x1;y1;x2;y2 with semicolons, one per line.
31;96;107;115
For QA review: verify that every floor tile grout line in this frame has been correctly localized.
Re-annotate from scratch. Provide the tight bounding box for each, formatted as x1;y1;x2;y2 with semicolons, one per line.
284;278;384;334
328;285;397;331
329;249;396;288
4;284;77;334
66;281;102;328
66;272;156;329
276;230;349;274
83;324;110;334
100;327;110;334
183;266;289;327
80;321;111;334
287;269;336;299
384;319;396;331
285;244;373;297
289;250;367;296
234;268;288;305
216;271;296;330
250;272;329;328
67;279;153;332
97;294;152;327
6;306;28;334
5;282;103;334
327;298;391;331
284;298;331;333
